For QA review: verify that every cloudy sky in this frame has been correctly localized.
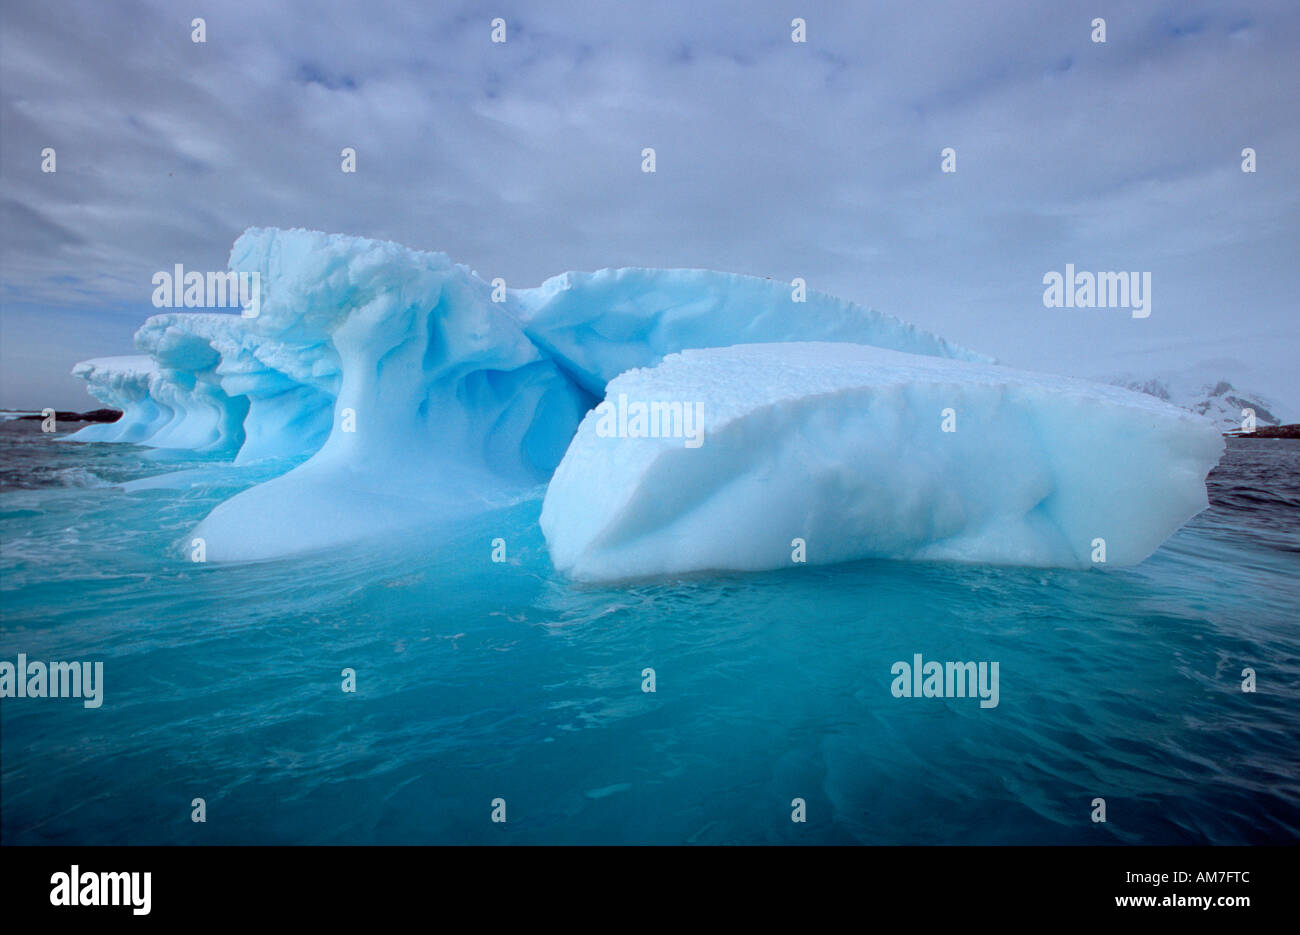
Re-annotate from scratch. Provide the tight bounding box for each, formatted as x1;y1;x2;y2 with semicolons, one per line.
1;0;1296;411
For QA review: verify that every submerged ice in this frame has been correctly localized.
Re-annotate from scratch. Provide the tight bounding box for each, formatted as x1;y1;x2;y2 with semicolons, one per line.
70;228;1222;571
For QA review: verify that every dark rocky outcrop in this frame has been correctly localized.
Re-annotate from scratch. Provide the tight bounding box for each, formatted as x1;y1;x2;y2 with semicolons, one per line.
15;408;122;424
1225;423;1299;439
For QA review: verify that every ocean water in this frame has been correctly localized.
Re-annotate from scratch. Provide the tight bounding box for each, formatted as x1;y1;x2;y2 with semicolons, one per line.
1;420;1297;845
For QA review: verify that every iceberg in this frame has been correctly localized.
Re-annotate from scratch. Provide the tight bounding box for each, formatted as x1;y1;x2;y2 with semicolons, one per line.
511;267;990;395
134;313;334;464
541;343;1224;581
187;229;589;560
72;232;979;470
71;313;336;462
66;228;1221;570
129;314;250;455
72;346;248;456
68;356;164;444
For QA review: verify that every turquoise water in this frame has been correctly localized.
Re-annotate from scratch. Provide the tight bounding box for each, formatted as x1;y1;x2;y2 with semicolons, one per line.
1;421;1297;844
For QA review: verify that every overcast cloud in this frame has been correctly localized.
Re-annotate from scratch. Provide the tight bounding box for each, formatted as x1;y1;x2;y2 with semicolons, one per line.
1;0;1296;410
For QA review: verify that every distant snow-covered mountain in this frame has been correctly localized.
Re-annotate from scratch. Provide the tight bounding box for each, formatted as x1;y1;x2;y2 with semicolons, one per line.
1106;372;1281;432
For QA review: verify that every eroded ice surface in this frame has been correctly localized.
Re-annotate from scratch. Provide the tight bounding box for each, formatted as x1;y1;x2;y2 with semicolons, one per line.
541;343;1225;581
69;356;161;444
67;228;1220;568
185;229;588;560
511;267;990;395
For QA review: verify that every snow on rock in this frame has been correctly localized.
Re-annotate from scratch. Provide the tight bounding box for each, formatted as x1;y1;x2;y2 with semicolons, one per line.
541;343;1224;582
1106;370;1284;432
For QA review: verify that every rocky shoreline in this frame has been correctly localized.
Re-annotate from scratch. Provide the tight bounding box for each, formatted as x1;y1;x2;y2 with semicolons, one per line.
10;408;123;424
1225;423;1299;439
